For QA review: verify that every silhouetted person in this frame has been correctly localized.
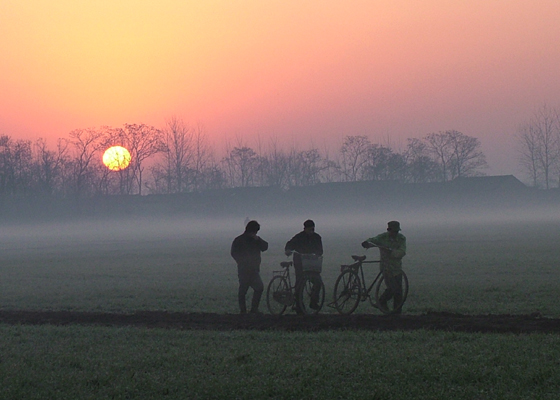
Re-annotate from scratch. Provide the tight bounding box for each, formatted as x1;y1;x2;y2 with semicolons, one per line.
285;219;323;313
231;220;268;314
362;220;407;314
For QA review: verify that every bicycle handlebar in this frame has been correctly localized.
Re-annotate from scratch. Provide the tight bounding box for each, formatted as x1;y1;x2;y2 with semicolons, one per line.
284;250;320;256
363;241;392;251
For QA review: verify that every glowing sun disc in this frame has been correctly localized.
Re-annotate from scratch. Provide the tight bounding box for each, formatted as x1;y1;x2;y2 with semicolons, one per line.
103;146;131;171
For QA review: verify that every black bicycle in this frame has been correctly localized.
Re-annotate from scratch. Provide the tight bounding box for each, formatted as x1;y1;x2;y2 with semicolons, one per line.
331;248;409;315
266;253;325;315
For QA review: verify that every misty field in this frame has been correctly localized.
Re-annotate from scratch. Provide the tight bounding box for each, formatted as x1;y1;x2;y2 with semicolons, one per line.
1;214;559;316
1;214;560;399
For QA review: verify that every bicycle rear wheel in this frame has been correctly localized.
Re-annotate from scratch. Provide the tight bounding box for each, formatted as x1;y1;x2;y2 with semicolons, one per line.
373;271;409;314
297;273;325;315
333;270;361;315
266;276;291;315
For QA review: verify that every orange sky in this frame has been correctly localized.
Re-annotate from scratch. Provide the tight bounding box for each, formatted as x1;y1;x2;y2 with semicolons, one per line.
2;1;560;174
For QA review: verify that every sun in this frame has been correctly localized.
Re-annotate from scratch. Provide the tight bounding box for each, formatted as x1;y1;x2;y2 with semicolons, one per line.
103;146;131;171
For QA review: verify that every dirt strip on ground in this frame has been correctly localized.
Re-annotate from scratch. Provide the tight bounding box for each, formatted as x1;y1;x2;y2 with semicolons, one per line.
1;310;559;333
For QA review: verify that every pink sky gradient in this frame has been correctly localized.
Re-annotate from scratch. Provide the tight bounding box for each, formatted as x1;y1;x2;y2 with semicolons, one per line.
2;1;560;175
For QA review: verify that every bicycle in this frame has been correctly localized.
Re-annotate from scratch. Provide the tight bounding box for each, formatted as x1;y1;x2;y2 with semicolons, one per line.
266;253;325;315
331;246;409;315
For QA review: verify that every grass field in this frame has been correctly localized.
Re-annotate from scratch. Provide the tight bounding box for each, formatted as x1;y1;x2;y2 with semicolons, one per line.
2;326;560;399
1;213;559;398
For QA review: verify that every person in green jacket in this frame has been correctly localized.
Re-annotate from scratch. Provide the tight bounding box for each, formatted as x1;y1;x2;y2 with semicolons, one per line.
361;221;406;313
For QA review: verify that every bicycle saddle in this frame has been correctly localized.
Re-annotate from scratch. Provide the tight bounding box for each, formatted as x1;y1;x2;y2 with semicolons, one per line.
351;255;366;262
280;261;293;268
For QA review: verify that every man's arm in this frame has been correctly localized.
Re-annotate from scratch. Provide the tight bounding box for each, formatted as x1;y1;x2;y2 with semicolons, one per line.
316;235;324;256
286;232;309;256
284;233;300;252
391;236;406;259
230;237;243;263
362;234;382;249
257;237;269;252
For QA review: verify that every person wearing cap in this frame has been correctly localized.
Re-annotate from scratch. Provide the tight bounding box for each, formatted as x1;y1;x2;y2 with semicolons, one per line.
231;220;269;314
361;221;407;313
284;219;324;312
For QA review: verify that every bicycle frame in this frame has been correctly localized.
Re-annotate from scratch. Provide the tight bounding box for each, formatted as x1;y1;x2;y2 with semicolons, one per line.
268;255;326;315
341;258;382;301
273;261;295;293
332;249;409;315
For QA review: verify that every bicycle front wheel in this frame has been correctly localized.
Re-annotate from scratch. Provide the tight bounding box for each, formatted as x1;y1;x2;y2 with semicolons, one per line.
333;270;361;315
373;270;409;314
266;276;291;315
297;273;325;315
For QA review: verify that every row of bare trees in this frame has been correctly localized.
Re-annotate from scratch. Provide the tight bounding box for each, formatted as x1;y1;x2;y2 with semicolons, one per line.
0;124;166;199
217;130;487;189
337;131;487;184
516;104;560;189
0;121;488;198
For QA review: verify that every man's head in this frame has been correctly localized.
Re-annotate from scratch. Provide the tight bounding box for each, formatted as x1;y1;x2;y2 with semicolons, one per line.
303;219;315;234
387;220;401;236
245;220;260;234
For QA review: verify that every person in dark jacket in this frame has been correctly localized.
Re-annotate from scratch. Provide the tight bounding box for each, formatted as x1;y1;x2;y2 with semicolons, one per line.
231;220;269;314
284;219;323;312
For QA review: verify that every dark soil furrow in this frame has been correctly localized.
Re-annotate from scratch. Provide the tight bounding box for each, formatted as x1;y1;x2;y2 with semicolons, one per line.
1;310;559;333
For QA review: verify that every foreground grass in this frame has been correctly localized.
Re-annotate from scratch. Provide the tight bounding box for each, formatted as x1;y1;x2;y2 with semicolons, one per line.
1;325;560;399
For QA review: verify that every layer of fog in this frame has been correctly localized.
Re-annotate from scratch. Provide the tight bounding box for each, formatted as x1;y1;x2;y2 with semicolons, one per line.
2;201;559;257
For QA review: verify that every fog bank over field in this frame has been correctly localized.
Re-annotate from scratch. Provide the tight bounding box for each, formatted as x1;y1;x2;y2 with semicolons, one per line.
1;176;559;248
1;200;558;251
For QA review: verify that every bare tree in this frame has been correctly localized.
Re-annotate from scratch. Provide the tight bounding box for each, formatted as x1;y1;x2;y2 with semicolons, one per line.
152;117;194;194
423;130;487;181
32;138;69;196
287;148;325;187
108;124;165;195
67;128;105;198
191;124;214;192
447;130;487;178
339;135;372;181
363;144;406;181
148;123;219;194
317;144;340;183
533;105;559;189
516;122;541;187
515;105;560;189
199;162;227;190
423;131;454;181
254;140;290;188
0;136;34;196
222;146;259;187
402;138;439;183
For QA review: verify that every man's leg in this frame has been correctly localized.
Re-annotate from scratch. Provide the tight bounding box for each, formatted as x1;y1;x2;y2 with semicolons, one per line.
309;273;322;309
249;273;264;313
238;273;250;314
379;271;397;310
378;289;390;309
392;274;403;314
293;265;304;314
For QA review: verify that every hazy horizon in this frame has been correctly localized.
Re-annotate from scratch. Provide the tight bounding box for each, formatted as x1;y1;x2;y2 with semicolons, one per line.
2;200;559;248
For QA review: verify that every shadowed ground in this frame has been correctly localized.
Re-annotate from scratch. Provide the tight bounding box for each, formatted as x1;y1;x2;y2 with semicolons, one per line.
1;310;559;333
